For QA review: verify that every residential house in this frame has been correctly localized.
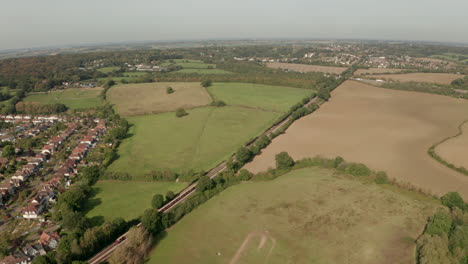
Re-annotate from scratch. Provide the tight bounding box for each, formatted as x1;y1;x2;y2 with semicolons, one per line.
22;203;44;219
39;231;60;249
0;256;29;264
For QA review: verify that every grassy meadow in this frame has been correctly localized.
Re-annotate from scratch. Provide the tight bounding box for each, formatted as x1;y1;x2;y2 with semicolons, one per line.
107;82;212;116
171;69;232;75
84;180;185;222
24;88;103;109
96;66;120;73
108;106;280;179
207;83;312;112
148;167;438;264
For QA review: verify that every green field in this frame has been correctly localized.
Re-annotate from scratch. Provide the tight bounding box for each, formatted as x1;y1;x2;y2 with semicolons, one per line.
107;82;212;116
207;83;312;112
84;180;185;222
171;69;232;75
148;167;438;264
24;88;103;109
108;106;280;178
97;66;120;73
431;53;468;64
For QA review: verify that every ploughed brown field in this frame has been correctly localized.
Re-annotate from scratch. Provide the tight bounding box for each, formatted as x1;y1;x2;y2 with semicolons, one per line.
364;73;462;85
354;68;412;76
436;122;468;170
245;80;468;199
266;62;347;75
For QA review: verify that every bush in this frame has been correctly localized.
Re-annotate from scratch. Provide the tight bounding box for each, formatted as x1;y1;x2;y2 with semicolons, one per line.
201;80;212;88
346;163;371;177
235;147;253;164
175;108;188;117
210;100;226;107
196;176;214;192
426;211;452;236
275;152;295;170
441;192;466;211
375;171;389;184
238;169;252;181
166;86;174;94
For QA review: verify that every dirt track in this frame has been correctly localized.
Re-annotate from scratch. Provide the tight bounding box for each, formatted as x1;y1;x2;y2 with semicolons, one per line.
245;80;468;199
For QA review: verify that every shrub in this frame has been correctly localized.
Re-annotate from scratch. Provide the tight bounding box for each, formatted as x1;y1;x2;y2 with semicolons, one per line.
441;192;466;211
238;169;252;181
275;152;295;170
235;147;253;164
175;108;188;118
166;86;174;94
375;171;389;184
426;211;452;236
201;80;212;88
333;156;344;168
210;100;226;107
196;176;214;192
346;163;371;177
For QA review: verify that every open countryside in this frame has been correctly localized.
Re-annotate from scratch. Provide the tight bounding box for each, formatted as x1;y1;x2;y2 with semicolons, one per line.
148;167;439;264
108;106;280;178
107;82;212;115
245;80;468;198
24;87;103;109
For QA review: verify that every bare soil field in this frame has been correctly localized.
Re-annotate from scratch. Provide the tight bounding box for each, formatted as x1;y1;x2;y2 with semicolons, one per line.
107;82;212;115
365;73;462;85
354;68;412;76
245;80;468;199
435;121;468;170
266;62;347;75
148;167;438;264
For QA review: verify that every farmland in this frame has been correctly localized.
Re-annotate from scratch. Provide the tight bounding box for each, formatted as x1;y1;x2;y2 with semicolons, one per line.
435;121;468;170
24;87;103;109
108;106;280;179
207;83;312;112
245;80;468;198
84;180;185;222
107;82;212;115
148;167;438;264
266;62;347;74
364;73;462;85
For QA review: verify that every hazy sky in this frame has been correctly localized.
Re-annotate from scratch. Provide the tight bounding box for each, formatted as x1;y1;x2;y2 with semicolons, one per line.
1;0;467;50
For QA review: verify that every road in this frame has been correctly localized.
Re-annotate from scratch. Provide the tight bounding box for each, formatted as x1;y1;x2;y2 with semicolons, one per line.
88;97;318;264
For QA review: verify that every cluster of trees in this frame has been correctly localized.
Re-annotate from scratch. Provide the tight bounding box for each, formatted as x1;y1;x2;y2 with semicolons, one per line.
108;227;153;264
209;100;226;107
382;81;468;100
452;76;468;90
416;192;468;264
15;102;68;115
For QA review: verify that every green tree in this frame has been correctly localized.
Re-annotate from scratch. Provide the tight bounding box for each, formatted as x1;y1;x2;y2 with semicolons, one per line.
235;147;253;164
201;80;212;88
318;88;331;101
141;209;164;234
426;211;452;236
165;191;175;201
275;152;295;170
441;192;465;211
196;176;213;192
175;108;188;118
151;194;165;209
2;145;14;158
166;86;174;94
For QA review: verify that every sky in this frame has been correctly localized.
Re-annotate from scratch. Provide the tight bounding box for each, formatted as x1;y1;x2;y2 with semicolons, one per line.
1;0;467;50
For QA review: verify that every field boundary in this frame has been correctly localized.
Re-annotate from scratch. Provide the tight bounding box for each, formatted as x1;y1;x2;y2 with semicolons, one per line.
428;119;468;176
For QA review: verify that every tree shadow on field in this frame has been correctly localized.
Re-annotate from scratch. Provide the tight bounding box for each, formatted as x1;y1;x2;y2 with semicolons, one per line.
82;187;103;215
143;231;168;263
